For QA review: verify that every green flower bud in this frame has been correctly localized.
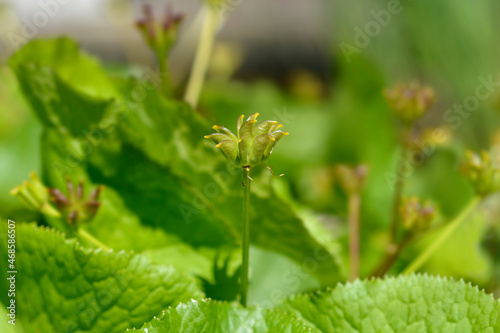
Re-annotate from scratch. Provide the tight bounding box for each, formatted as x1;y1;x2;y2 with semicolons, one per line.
400;197;435;233
10;172;60;217
136;4;184;58
461;150;500;197
384;82;436;124
334;164;369;195
205;113;289;173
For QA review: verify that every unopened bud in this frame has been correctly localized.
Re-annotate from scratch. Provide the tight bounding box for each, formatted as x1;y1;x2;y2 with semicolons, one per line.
384;82;436;124
10;172;60;217
135;4;184;55
334;164;369;195
400;197;435;233
461;150;500;197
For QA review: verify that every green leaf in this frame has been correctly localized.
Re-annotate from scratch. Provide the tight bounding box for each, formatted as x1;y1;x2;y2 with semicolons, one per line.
0;223;203;333
41;127;234;248
0;306;20;333
9;38;117;137
407;211;492;285
279;275;500;332
133;275;500;332
9;37;117;99
132;300;313;333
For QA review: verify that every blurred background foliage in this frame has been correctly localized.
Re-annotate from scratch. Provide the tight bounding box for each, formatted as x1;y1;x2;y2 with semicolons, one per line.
0;0;499;305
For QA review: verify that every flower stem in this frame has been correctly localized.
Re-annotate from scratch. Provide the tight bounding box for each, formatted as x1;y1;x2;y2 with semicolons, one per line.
402;196;481;275
158;55;172;98
240;170;251;307
184;4;219;108
78;229;110;251
370;234;411;277
389;125;411;246
348;193;361;281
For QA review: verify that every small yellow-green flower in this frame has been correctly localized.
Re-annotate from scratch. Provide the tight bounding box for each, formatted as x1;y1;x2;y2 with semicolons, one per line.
461;150;500;197
205;113;289;172
384;82;436;124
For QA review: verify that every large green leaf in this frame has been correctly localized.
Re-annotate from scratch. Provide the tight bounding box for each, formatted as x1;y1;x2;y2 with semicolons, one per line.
9;37;117;99
403;211;492;285
41;127;235;249
0;223;203;333
279;275;500;332
0;307;20;333
9;38;116;137
132;300;312;333
133;275;500;332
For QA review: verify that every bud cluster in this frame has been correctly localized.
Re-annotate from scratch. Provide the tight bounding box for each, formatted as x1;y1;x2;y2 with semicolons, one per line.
400;197;435;233
461;150;500;197
136;5;184;61
384;82;436;124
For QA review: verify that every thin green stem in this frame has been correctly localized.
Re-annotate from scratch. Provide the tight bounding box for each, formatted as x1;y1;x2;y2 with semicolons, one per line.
184;4;219;108
40;202;62;219
240;169;251;307
348;193;361;281
389;124;411;246
78;229;110;251
158;54;172;98
402;197;481;275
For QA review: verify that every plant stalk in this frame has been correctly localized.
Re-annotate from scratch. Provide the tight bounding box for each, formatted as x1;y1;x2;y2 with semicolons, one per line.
240;171;251;307
348;193;361;281
78;229;110;251
158;54;172;98
370;234;411;277
389;125;411;246
184;4;219;108
402;196;480;275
